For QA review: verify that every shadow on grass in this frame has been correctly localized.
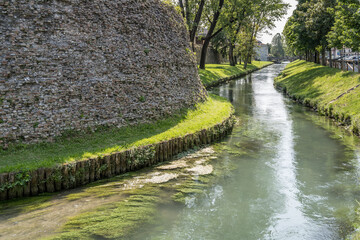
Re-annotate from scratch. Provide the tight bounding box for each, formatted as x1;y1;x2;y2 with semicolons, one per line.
0;95;232;174
200;63;261;85
279;61;344;100
0;109;188;173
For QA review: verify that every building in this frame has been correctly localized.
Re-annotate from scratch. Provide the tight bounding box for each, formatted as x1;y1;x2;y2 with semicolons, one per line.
255;41;269;61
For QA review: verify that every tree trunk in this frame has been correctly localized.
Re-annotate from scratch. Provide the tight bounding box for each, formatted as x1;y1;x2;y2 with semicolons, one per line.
199;40;210;69
244;53;250;69
199;0;224;69
189;0;205;52
178;0;185;18
329;49;332;68
229;44;235;66
185;0;190;28
321;49;326;66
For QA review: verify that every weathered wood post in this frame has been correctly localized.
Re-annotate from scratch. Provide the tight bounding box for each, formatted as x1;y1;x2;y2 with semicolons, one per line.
115;153;121;175
120;151;127;173
89;158;95;183
37;168;46;193
61;164;70;190
45;168;55;193
7;173;16;199
0;173;9;200
30;170;39;195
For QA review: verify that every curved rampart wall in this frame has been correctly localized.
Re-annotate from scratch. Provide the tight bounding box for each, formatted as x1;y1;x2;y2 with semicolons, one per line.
0;0;207;144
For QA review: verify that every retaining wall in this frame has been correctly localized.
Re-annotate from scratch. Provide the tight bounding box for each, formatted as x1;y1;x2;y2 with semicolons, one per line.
0;116;235;201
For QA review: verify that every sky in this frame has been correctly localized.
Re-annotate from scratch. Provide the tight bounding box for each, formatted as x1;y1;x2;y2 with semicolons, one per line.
258;0;298;44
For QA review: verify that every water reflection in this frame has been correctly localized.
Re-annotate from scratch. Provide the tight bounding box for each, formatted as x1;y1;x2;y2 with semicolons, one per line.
141;64;360;240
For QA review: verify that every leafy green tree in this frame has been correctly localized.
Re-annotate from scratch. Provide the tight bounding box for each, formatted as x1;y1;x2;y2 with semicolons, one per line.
283;0;336;64
327;0;360;52
199;0;225;69
270;33;285;59
242;0;288;69
178;0;206;51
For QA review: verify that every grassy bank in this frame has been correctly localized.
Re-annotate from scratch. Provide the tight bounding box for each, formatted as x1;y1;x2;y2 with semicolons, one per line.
274;60;360;135
199;61;273;87
0;94;233;173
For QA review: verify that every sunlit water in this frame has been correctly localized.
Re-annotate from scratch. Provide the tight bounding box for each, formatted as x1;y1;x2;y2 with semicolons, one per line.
1;64;360;240
133;63;360;240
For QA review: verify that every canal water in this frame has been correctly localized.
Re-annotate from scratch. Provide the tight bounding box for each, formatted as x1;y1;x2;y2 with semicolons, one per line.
1;63;360;239
132;63;360;239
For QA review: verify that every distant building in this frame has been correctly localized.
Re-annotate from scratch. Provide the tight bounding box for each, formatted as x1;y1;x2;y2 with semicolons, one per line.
255;41;268;61
330;47;355;58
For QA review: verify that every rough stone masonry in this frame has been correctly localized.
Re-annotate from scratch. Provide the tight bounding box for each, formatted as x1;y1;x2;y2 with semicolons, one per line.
0;0;207;145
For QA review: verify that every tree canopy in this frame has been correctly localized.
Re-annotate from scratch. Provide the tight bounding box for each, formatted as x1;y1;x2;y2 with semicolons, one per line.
283;0;359;63
175;0;288;69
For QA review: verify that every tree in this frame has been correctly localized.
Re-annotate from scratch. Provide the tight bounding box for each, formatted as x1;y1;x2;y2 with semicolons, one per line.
199;0;225;69
178;0;206;51
270;33;285;59
327;0;360;52
221;0;253;66
283;0;336;64
242;0;288;69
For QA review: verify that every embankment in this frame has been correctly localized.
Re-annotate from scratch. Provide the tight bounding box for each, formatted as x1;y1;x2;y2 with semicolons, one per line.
274;60;360;135
0;95;235;200
199;61;273;89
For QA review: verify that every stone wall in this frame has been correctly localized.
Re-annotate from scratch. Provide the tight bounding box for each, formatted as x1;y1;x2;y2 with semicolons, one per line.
194;44;225;64
0;0;207;145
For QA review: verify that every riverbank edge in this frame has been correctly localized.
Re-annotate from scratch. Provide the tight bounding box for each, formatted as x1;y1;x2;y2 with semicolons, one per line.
274;62;360;239
0;114;235;201
203;62;274;89
274;63;360;137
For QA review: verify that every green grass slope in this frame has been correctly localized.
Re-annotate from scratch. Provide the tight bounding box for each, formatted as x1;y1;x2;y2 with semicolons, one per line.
275;60;360;134
0;95;233;173
199;61;273;86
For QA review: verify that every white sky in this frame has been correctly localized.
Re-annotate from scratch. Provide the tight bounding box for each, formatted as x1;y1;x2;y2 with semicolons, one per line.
258;0;298;44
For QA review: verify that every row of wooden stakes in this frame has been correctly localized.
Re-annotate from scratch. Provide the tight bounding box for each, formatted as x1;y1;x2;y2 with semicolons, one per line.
0;116;235;201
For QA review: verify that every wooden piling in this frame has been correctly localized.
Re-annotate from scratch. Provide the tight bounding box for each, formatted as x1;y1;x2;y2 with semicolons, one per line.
119;151;126;173
45;168;55;193
83;160;90;185
163;141;168;161
61;164;70;190
37;168;46;193
115;153;121;175
0;173;9;200
23;177;31;197
89;158;95;183
159;143;164;162
75;161;82;187
69;163;76;189
110;154;116;176
105;155;112;178
173;138;178;155
168;139;173;159
7;172;16;199
95;157;101;181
